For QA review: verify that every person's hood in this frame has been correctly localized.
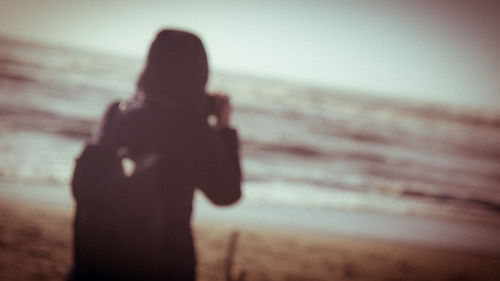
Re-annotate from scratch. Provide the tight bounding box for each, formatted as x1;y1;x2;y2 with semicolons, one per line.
137;29;209;114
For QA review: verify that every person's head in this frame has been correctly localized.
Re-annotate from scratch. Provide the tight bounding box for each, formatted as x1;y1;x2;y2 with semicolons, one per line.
137;29;208;113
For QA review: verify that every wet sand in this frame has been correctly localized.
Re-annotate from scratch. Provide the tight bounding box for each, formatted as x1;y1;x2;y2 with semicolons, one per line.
1;182;500;281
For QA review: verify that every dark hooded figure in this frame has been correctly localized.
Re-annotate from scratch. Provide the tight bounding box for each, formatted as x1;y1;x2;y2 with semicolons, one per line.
68;29;242;281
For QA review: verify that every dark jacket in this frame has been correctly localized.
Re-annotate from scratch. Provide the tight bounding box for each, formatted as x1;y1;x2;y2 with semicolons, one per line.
69;29;241;281
100;98;241;280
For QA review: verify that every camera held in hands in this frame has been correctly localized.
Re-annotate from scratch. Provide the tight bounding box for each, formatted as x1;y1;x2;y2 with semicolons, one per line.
206;93;229;116
205;93;232;129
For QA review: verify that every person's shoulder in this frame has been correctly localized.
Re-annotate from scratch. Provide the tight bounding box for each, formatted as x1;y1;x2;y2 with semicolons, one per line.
99;99;149;132
102;100;121;118
113;99;154;123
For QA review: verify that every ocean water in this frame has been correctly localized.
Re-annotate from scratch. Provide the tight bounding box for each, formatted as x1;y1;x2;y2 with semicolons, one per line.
1;37;500;225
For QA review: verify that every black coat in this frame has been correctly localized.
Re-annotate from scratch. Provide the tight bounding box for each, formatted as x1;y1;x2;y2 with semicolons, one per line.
69;99;241;281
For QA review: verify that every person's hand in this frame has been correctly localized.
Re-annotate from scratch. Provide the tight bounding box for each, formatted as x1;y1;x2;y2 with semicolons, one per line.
211;93;231;130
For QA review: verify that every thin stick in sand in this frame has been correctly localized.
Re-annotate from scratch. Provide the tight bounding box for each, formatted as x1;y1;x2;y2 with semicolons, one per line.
225;231;246;281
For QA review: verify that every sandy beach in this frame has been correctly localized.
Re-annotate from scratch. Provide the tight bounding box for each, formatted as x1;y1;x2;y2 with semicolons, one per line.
1;181;499;281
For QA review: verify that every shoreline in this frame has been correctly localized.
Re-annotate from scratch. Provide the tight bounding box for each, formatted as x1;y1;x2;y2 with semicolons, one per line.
1;180;500;256
195;199;500;256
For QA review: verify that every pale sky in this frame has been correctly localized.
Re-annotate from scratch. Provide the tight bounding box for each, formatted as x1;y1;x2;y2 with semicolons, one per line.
1;0;499;108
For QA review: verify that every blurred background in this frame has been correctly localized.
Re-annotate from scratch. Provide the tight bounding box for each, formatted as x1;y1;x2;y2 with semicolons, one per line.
2;1;500;280
1;0;500;271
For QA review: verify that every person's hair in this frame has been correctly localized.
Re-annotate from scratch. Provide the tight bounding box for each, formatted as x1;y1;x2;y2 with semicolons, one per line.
137;29;209;113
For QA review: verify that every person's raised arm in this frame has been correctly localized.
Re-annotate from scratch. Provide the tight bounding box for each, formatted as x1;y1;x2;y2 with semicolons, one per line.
196;95;241;205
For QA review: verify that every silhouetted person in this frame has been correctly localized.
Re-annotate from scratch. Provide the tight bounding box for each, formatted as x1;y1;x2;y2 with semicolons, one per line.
68;29;242;281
